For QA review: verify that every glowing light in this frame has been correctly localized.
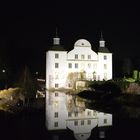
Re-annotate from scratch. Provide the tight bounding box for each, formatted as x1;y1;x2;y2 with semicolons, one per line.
2;69;5;73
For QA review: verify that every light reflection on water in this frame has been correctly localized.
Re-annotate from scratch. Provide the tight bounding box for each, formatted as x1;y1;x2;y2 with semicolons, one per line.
45;91;112;140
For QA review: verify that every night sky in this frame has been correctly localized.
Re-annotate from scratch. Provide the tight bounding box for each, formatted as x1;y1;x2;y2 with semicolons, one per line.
0;1;140;78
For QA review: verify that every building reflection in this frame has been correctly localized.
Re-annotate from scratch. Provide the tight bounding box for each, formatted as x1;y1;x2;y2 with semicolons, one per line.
45;91;112;140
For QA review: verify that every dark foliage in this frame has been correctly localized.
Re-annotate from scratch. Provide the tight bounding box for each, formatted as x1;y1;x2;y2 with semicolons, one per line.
16;66;37;99
89;81;121;94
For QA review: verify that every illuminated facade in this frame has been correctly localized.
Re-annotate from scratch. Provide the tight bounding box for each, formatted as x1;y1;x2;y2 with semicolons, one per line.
46;33;112;89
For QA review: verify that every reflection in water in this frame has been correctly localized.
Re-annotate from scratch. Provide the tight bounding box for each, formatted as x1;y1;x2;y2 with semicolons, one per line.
45;91;112;140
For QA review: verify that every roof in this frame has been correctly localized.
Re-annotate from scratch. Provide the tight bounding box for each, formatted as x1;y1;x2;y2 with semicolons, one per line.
98;47;110;53
74;39;91;48
49;45;66;51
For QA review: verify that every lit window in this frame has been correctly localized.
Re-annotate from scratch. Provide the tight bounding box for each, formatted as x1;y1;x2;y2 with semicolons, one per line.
93;64;97;69
55;53;59;59
55;83;59;88
81;120;84;125
55;73;59;79
87;120;91;125
75;112;78;117
55;63;59;68
68;83;72;87
104;64;107;69
68;63;72;68
93;72;96;81
93;111;96;116
54;112;58;118
104;73;107;80
55;92;58;96
88;63;91;68
54;122;58;127
81;54;85;60
104;55;107;60
68;112;72;117
54;101;59;107
81;63;85;69
75;63;78;68
88;55;91;59
87;111;91;116
75;54;78;59
104;119;107;124
74;121;78;126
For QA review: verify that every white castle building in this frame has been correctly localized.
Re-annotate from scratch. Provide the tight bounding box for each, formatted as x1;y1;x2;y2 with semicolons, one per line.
46;32;112;90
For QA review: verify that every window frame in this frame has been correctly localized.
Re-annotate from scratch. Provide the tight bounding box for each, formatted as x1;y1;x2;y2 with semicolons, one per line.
75;63;78;68
55;53;59;59
104;55;107;60
88;55;91;59
55;63;59;68
75;54;78;59
68;63;72;68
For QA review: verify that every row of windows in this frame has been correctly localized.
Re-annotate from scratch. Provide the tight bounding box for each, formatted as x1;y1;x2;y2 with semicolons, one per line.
54;119;108;127
55;63;97;69
76;54;108;60
68;111;96;117
54;120;91;128
54;111;96;118
68;63;97;69
55;54;91;60
54;72;107;83
74;54;92;60
74;120;91;126
54;53;107;60
55;63;107;69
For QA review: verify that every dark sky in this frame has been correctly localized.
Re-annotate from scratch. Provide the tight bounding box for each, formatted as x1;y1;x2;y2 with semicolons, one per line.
0;1;140;77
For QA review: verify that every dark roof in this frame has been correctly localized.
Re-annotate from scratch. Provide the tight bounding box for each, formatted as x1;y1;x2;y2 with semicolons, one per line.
98;47;110;53
49;45;66;51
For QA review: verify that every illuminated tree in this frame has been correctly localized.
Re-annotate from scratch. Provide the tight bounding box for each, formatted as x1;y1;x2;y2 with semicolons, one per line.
133;70;138;81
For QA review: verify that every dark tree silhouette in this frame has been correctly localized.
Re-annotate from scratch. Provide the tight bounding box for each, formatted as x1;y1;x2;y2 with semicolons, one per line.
89;81;121;94
17;66;37;105
122;57;133;77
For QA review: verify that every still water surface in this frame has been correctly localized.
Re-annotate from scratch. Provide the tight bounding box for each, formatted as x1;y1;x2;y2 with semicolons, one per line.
45;91;112;140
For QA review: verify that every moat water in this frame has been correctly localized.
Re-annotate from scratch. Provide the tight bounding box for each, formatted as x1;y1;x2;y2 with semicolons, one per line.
1;91;140;140
45;91;112;140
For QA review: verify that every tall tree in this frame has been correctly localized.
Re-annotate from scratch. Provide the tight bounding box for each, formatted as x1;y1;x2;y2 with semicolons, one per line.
17;66;37;104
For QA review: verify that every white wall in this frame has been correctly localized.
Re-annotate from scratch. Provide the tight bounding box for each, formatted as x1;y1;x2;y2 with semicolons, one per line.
46;51;67;89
